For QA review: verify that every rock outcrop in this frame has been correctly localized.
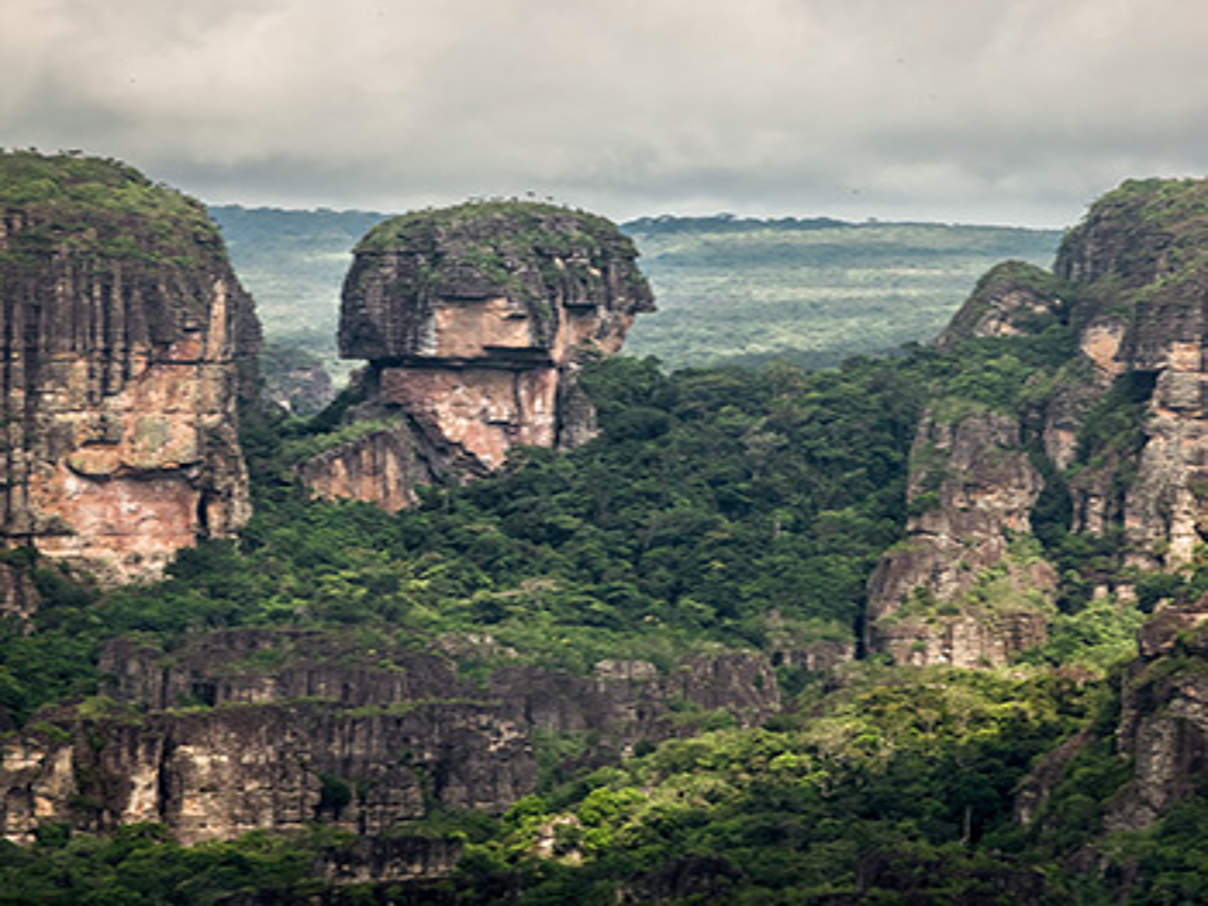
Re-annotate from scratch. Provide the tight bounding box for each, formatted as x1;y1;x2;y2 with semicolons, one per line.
1105;605;1208;831
0;627;777;844
0;152;261;582
866;404;1055;666
935;260;1064;349
299;202;654;510
1055;179;1208;571
868;178;1208;665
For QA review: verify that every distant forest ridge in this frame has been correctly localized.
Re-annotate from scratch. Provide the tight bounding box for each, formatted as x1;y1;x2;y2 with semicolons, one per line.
621;211;1063;235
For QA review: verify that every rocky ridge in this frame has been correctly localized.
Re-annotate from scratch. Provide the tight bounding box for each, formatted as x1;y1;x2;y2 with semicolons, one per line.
867;179;1208;666
0;152;261;582
299;202;654;510
0;628;778;845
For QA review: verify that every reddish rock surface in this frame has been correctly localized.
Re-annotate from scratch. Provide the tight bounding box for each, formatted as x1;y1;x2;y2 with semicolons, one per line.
0;152;261;582
301;202;653;509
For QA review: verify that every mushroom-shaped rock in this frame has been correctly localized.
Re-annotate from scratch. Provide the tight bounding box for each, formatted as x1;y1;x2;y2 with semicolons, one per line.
339;201;654;365
300;202;654;510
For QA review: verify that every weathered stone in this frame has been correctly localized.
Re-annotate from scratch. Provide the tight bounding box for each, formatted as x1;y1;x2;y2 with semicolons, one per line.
865;405;1055;665
873;178;1208;666
935;260;1064;349
300;202;653;510
0;152;260;583
1;628;778;844
1105;615;1208;831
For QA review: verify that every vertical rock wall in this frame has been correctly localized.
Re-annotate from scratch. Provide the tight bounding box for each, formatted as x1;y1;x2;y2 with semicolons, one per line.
867;179;1208;665
0;152;260;582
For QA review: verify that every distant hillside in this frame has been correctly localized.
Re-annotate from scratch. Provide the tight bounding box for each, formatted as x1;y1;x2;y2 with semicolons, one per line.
210;205;1062;379
209;205;388;383
621;213;1064;370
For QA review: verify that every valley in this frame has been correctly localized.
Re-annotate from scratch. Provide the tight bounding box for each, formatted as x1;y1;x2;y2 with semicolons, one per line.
1;153;1206;904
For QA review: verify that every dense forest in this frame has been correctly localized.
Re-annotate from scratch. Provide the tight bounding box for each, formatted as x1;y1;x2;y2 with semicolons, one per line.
1;333;1198;903
4;172;1208;905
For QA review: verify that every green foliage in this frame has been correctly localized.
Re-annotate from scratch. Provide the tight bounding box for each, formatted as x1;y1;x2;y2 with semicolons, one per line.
443;666;1097;903
1017;597;1143;672
0;823;350;905
0;150;224;277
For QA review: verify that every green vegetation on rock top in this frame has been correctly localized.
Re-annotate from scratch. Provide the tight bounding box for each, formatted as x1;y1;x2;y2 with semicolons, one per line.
1059;177;1208;292
354;199;638;259
0;150;222;266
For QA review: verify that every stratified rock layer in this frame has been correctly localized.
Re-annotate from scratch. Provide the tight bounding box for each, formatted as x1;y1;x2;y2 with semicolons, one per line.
0;152;260;582
0;628;778;844
302;202;654;509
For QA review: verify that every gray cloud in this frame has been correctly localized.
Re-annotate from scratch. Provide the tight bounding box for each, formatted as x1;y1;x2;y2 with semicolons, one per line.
4;0;1208;226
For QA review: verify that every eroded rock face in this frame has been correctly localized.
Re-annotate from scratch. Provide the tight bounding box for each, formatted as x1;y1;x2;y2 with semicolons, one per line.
869;178;1208;665
0;628;777;844
0;152;260;582
1105;610;1208;831
935;260;1064;349
1055;179;1208;571
865;405;1055;665
301;202;654;510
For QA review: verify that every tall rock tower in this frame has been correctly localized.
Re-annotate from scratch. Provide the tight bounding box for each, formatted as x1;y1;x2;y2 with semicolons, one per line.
0;151;261;582
299;201;654;509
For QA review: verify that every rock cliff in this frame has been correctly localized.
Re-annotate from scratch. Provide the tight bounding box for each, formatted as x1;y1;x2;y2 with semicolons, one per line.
299;202;654;510
0;152;261;582
866;403;1055;666
1104;605;1208;831
868;178;1208;665
0;628;777;844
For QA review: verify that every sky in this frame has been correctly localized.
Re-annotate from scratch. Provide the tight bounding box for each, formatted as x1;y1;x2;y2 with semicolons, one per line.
4;0;1208;227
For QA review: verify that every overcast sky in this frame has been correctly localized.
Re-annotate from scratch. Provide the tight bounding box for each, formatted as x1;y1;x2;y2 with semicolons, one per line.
4;0;1208;227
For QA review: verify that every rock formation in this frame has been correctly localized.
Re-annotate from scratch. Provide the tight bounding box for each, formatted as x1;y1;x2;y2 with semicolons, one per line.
299;201;654;510
0;628;778;844
866;404;1055;666
0;152;261;583
868;178;1208;665
1105;605;1208;831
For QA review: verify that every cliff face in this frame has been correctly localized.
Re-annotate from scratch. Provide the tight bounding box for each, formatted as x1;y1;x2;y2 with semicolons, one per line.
868;179;1208;665
0;152;261;582
301;202;654;510
0;628;777;845
1105;607;1208;831
1054;180;1208;572
866;404;1055;666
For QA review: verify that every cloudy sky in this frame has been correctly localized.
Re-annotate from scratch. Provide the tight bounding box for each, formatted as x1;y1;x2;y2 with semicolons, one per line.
4;0;1208;226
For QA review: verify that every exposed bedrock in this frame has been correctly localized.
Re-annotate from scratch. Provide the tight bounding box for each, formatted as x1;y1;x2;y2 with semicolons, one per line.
868;178;1208;665
0;152;261;582
300;202;654;510
865;405;1055;666
1105;606;1208;831
0;628;777;844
